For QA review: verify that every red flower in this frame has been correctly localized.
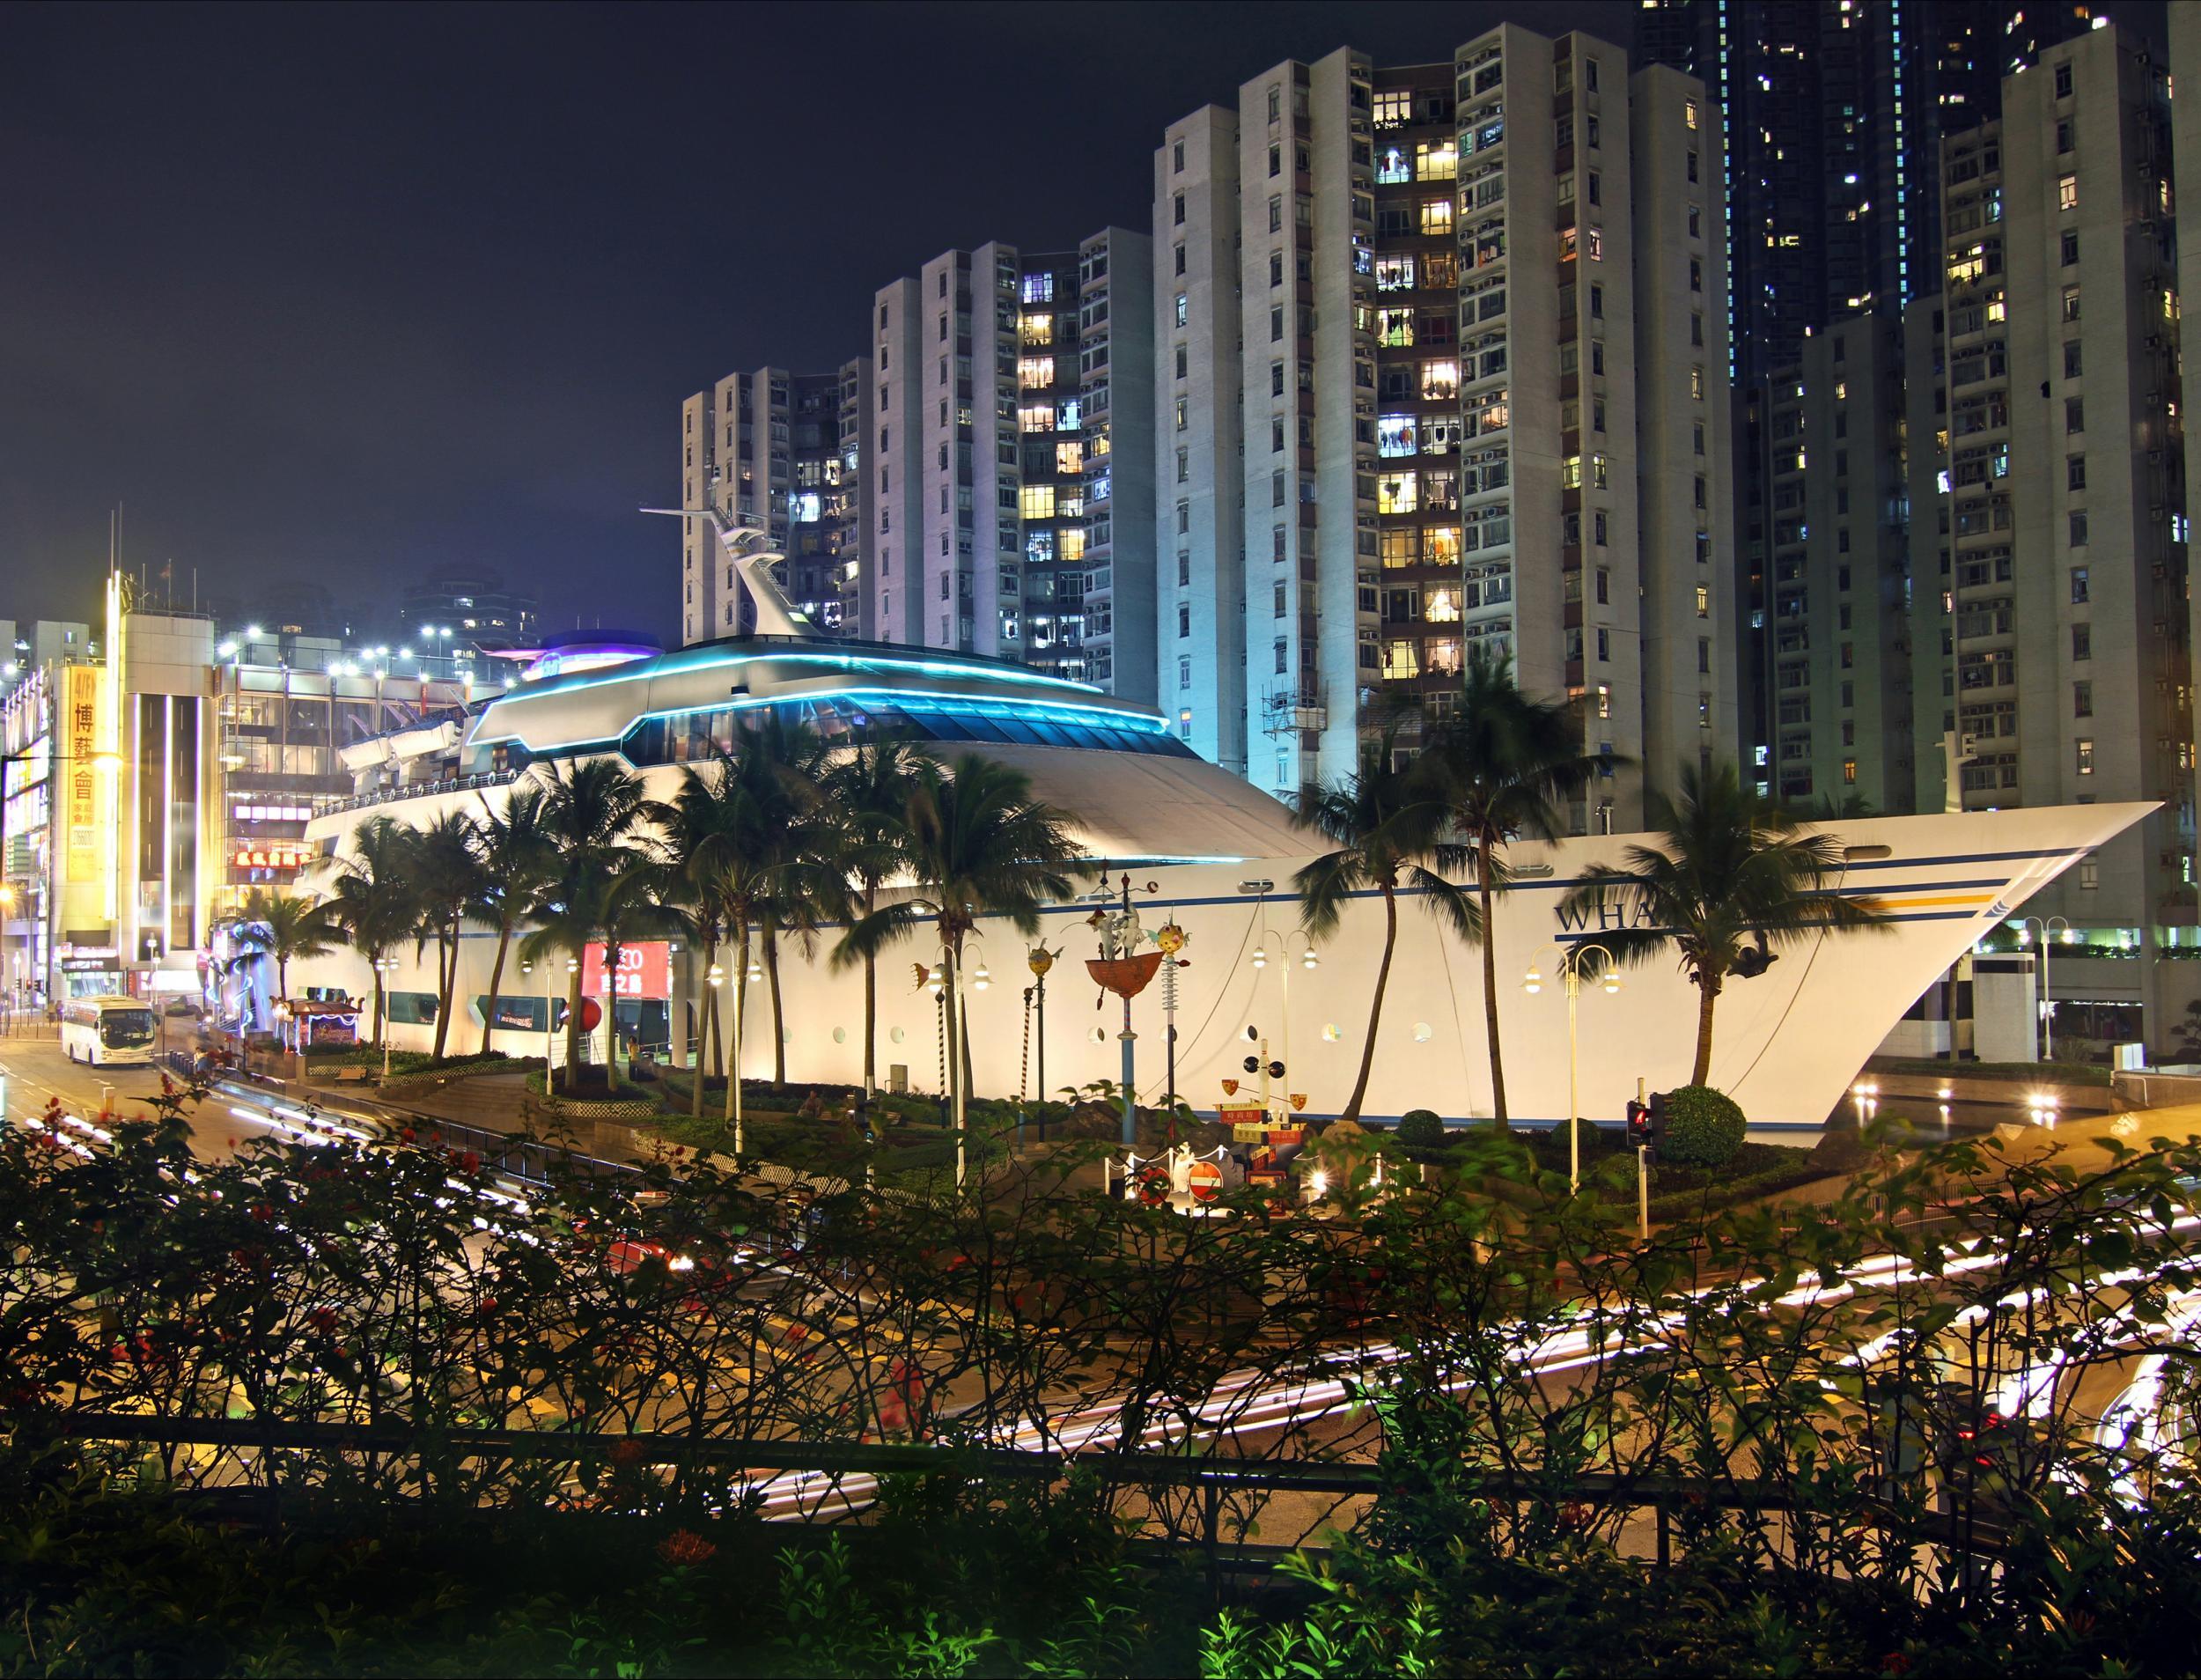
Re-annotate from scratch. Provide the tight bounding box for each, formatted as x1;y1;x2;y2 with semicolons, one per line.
460;1150;482;1175
657;1529;716;1568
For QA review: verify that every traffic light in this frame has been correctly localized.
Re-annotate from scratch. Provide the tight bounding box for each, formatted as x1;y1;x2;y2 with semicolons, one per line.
1626;1098;1652;1152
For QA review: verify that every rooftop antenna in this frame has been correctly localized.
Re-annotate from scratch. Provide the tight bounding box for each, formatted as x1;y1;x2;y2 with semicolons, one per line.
641;505;819;639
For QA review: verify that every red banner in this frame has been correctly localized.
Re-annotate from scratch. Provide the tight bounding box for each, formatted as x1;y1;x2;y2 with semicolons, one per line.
580;942;670;999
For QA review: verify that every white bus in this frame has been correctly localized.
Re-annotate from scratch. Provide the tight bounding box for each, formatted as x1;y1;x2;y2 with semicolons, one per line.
60;996;158;1066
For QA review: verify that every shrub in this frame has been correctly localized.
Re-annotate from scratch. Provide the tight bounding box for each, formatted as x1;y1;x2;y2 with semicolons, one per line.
1660;1084;1746;1167
1396;1109;1446;1148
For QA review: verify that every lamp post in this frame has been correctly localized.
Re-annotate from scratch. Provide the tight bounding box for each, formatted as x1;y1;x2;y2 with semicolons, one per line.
374;955;398;1080
520;958;552;1077
2018;916;2072;1061
724;941;760;1158
1524;941;1623;1195
1027;941;1055;1135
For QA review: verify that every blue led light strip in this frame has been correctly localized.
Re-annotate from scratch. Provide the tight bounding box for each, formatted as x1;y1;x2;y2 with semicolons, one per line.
475;683;1173;755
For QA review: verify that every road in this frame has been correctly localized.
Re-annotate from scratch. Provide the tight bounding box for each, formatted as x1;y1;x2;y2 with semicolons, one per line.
0;1032;318;1164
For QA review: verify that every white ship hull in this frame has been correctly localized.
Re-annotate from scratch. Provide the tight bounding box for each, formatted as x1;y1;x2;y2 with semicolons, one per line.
297;786;2145;1131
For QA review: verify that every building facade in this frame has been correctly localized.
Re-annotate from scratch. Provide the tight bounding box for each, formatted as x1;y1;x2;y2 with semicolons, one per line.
1754;306;1917;810
680;361;869;645
1908;23;2193;1049
1638;0;2101;773
865;235;1155;696
396;569;539;657
1159;28;1735;822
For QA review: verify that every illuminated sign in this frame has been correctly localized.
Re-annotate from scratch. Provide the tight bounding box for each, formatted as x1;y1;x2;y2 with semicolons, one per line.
580;941;670;999
232;842;315;871
61;666;100;887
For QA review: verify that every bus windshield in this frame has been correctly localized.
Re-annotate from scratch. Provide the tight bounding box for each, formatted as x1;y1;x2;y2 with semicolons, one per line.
100;1009;156;1048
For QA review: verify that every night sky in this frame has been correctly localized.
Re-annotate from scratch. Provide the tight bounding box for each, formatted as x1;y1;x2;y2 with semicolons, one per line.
1;1;1637;642
0;0;2156;645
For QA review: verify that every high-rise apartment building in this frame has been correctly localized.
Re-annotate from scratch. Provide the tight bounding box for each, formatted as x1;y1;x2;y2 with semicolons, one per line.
1909;23;2191;1047
1754;306;1916;809
1068;228;1158;696
679;362;869;645
866;235;1155;697
1159;28;1734;822
1638;0;2097;387
1640;0;2099;768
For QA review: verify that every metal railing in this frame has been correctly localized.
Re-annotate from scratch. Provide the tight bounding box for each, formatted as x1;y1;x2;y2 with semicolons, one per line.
6;1411;2013;1573
319;767;519;817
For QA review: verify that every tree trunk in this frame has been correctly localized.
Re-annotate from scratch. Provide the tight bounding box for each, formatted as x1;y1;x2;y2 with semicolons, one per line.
602;937;621;1079
1691;976;1719;1087
724;926;747;1125
564;964;585;1087
861;879;878;1095
764;920;786;1084
1341;881;1397;1124
481;925;512;1057
372;961;386;1048
691;932;718;1118
276;954;289;1003
1477;835;1509;1130
431;917;455;1060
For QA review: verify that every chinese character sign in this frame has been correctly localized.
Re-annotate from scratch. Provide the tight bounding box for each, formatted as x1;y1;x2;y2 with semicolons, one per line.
61;666;101;887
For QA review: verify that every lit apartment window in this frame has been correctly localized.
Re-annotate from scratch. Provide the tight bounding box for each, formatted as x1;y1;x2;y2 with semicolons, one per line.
2057;174;2078;211
1417;140;1457;181
1377;307;1415;347
1596;683;1612;718
2075;737;2094;776
1376;144;1410;184
1020;485;1056;519
1377;471;1419;514
1684;98;1698;130
1020;405;1052;433
1373;89;1410;127
1378;415;1417;457
1174;293;1189;328
1421;198;1454;236
1696;586;1710;618
1019;356;1055;387
1375;255;1415;291
1420;359;1460;400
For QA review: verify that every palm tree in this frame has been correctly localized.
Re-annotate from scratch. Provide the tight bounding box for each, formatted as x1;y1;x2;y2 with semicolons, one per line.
651;753;748;1116
1424;650;1607;1130
1292;721;1477;1125
320;815;419;1050
1557;760;1894;1087
533;759;655;1087
737;713;836;1085
843;754;1089;1185
471;784;557;1055
824;735;925;1094
409;808;483;1059
226;887;342;1003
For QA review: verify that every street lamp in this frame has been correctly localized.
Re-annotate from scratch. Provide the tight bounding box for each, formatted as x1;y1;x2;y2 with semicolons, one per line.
1524;942;1623;1195
722;943;762;1157
374;955;398;1079
2017;916;2072;1061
